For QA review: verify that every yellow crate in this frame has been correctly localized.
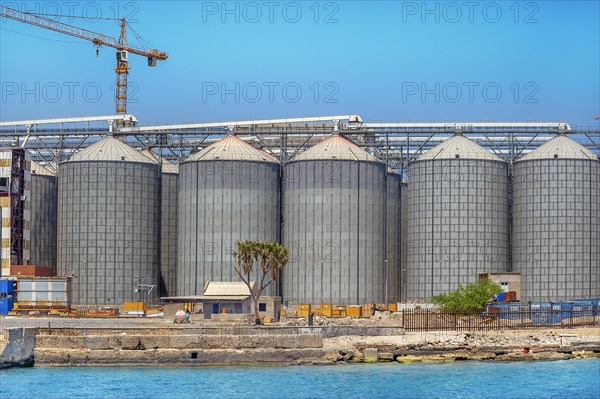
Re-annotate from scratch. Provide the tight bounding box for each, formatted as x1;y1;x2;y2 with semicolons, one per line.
320;303;332;317
298;303;311;317
387;303;397;312
347;306;362;317
263;317;273;323
123;302;146;311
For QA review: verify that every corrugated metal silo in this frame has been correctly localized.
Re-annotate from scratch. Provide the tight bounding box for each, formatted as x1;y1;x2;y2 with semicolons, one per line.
57;137;161;306
283;135;387;305
406;133;509;301
512;134;600;301
178;135;280;296
29;161;57;270
143;150;179;298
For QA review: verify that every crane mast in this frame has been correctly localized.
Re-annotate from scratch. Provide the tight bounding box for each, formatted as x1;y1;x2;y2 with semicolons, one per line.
0;6;168;120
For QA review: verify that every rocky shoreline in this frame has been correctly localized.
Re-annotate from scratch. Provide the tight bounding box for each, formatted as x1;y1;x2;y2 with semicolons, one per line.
320;329;600;365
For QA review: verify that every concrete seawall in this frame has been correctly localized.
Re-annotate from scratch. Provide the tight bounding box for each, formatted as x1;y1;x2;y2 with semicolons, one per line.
0;328;36;368
34;329;325;366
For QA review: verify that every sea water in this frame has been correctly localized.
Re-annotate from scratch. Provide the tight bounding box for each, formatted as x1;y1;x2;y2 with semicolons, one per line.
1;359;599;399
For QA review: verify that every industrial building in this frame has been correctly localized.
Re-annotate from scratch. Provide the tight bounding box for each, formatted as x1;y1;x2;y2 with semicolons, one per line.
0;149;32;275
512;133;600;302
282;135;388;305
177;135;280;297
57;137;161;306
0;116;598;309
406;133;510;301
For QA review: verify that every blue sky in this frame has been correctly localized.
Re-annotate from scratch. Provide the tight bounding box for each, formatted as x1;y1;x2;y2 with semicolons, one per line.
1;1;598;126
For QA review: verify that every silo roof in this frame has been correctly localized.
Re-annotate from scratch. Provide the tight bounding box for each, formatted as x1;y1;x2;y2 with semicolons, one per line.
141;150;180;173
66;137;156;164
518;134;598;161
291;134;382;163
30;160;56;176
417;134;504;162
184;135;279;164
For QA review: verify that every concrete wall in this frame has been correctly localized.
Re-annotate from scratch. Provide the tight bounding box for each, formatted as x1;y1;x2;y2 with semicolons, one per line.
0;328;36;368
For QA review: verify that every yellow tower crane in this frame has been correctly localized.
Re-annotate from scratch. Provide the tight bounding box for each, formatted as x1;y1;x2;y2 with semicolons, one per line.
0;6;168;120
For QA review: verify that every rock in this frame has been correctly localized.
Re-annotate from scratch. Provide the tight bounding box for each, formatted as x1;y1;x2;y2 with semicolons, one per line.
343;351;355;362
363;348;378;363
472;351;497;360
378;352;394;362
532;352;571;361
571;350;599;359
420;356;446;363
397;355;421;364
351;351;364;363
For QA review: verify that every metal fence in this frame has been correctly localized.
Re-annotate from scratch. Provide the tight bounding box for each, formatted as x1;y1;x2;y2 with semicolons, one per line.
402;307;600;332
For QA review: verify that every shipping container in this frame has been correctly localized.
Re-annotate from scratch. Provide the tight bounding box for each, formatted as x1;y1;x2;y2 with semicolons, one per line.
15;276;71;309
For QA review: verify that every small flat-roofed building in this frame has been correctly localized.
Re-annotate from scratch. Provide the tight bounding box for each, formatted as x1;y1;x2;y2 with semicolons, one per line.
162;281;281;322
479;272;522;300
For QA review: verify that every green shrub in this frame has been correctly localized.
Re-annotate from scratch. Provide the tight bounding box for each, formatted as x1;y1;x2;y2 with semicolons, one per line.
431;279;503;311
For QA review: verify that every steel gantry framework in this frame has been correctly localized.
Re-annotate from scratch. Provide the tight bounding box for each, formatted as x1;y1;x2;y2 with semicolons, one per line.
0;115;599;175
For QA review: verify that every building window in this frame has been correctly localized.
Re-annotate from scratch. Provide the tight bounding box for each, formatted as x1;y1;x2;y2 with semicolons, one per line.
259;303;267;312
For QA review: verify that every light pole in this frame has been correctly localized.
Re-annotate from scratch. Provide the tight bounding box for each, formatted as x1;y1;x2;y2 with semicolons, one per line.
320;260;324;305
384;259;388;305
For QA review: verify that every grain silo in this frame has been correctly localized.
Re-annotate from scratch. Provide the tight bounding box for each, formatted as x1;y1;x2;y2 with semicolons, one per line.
283;134;387;305
386;170;402;303
512;133;600;301
178;135;280;296
406;133;509;301
142;150;179;298
57;137;161;306
29;161;58;270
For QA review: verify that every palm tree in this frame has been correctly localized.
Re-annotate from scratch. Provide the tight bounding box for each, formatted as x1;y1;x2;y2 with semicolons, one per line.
234;240;289;324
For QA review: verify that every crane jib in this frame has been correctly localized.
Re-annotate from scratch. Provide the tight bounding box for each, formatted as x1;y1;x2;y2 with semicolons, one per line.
1;5;168;119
